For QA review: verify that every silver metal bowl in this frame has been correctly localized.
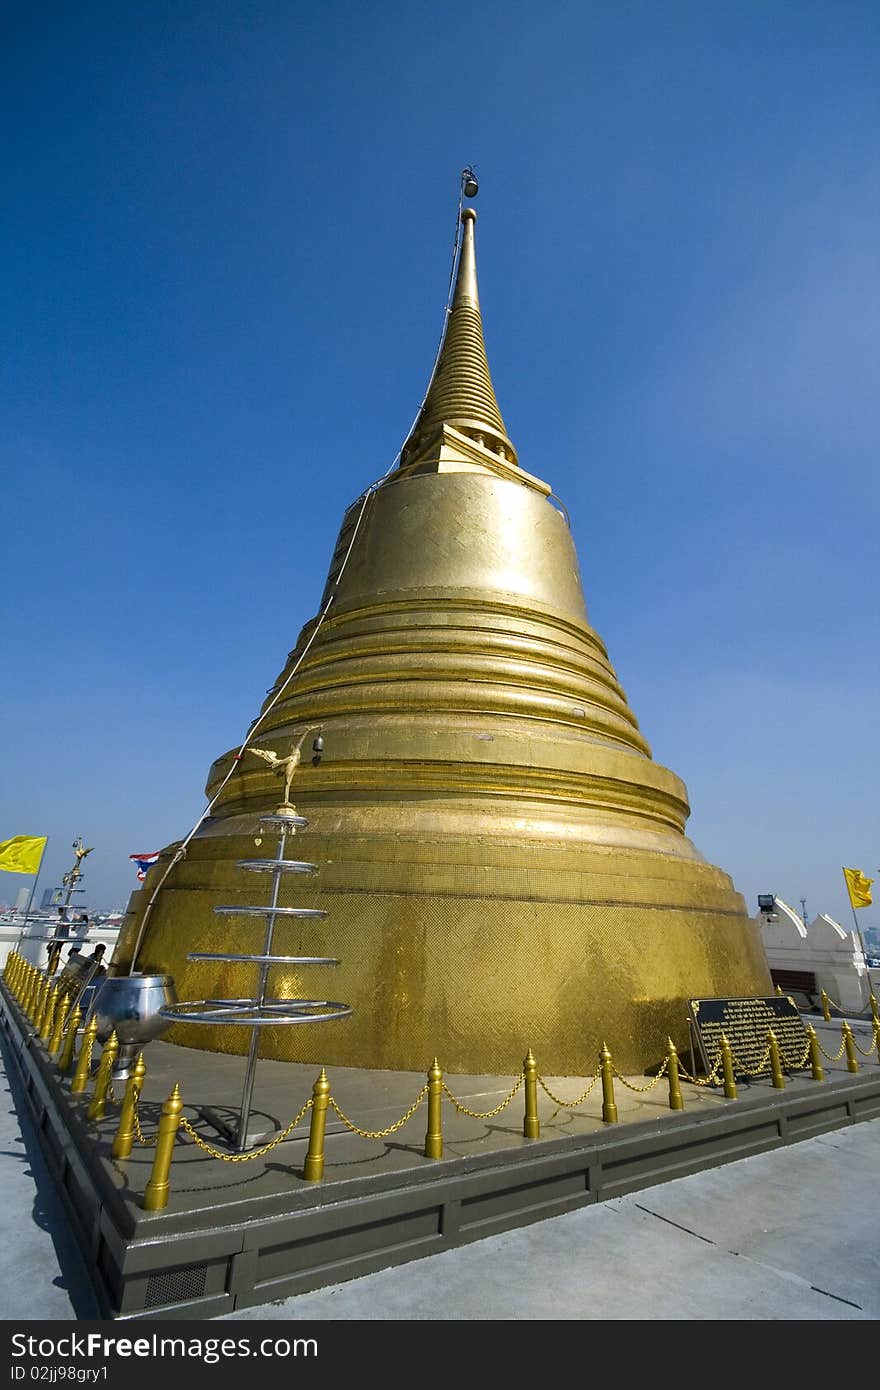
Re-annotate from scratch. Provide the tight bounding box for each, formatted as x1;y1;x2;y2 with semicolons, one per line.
89;972;177;1079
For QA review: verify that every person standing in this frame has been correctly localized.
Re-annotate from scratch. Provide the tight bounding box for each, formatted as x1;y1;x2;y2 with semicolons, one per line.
46;906;72;970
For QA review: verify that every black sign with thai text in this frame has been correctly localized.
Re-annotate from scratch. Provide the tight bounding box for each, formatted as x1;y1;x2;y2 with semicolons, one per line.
688;996;808;1077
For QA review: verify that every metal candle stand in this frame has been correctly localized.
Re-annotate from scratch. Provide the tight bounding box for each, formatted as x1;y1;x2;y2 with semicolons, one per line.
159;809;351;1151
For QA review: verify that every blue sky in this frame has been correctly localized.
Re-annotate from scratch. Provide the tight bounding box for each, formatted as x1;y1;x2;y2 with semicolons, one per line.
2;1;878;929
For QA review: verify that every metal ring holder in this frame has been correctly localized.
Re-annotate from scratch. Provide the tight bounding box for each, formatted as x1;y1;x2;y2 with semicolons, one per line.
160;810;351;1150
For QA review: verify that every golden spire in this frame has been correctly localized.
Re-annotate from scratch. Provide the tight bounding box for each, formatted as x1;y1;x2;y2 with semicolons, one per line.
400;208;518;468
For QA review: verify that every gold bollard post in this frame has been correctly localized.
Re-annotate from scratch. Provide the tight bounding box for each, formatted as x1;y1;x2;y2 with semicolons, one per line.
600;1043;618;1123
806;1024;824;1081
523;1049;540;1139
720;1033;737;1099
46;943;63;978
26;968;42;1019
775;984;783;997
768;1029;785;1088
37;974;51;1018
424;1058;443;1159
36;976;51;1027
842;1021;859;1074
26;973;44;1024
36;981;50;1036
821;989;832;1022
874;1021;880;1067
143;1085;183;1212
18;963;31;1009
24;970;38;1020
666;1038;685;1111
112;1054;146;1159
48;997;67;1057
36;974;50;1024
87;1031;119;1121
303;1069;330;1181
35;977;51;1029
71;1015;98;1095
870;994;879;1028
58;1004;82;1075
39;985;59;1044
37;979;56;1035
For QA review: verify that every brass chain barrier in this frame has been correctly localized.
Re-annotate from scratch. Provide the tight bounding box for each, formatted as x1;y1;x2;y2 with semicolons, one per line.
815;1036;847;1063
852;1024;880;1059
132;1089;158;1148
611;1057;670;1092
729;1042;773;1077
179;1097;313;1162
676;1053;724;1086
538;1066;601;1107
328;1084;429;1140
822;992;874;1018
441;1074;524;1119
779;1039;812;1070
41;997;869;1181
681;1038;810;1080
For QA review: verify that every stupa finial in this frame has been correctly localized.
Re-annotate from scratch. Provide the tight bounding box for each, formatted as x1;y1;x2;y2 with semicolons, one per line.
400;203;518;468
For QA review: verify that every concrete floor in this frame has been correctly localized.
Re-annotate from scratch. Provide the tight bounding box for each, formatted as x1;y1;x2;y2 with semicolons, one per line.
1;1040;877;1321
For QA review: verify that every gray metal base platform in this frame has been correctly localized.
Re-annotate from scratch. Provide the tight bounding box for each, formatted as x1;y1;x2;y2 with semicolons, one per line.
2;981;879;1320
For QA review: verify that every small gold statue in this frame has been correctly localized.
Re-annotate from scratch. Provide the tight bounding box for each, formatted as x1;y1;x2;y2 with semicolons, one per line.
247;727;321;812
62;838;94;888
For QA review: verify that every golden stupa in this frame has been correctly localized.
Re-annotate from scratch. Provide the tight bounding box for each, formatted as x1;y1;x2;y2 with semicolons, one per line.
116;202;771;1071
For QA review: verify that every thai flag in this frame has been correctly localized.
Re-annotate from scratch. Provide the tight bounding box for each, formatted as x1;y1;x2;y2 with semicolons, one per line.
129;852;160;881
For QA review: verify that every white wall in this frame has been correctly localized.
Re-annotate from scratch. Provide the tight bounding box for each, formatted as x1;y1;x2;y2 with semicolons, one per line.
758;899;874;1013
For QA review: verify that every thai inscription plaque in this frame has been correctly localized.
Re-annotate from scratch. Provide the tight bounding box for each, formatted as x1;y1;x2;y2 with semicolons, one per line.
688;996;808;1077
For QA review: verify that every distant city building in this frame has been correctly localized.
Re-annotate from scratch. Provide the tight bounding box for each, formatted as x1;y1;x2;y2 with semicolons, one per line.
14;887;30;912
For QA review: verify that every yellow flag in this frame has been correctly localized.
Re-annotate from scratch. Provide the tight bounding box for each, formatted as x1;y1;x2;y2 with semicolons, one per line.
843;866;873;909
0;835;47;875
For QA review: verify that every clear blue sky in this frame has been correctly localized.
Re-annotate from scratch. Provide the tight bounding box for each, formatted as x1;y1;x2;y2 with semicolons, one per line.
2;1;878;931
